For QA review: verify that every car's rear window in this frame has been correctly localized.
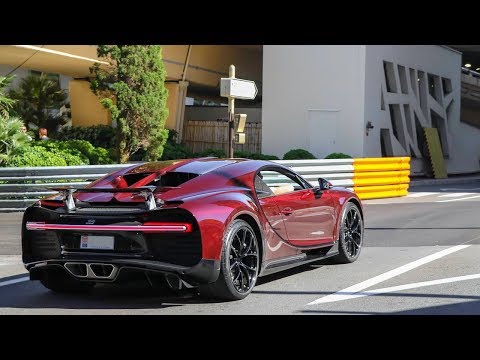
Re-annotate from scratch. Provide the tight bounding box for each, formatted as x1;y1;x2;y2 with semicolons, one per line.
123;171;199;187
154;172;199;187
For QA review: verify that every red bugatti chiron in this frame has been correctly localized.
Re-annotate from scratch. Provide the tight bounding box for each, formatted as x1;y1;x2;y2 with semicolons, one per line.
22;158;364;300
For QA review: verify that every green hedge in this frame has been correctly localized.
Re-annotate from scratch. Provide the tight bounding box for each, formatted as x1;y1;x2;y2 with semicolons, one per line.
57;125;117;149
34;140;113;165
234;151;279;160
6;146;69;167
283;149;316;160
194;148;227;158
324;152;352;159
5;140;114;167
161;142;194;160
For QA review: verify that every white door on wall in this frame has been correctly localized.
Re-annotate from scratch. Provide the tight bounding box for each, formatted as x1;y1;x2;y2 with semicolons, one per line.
306;109;339;158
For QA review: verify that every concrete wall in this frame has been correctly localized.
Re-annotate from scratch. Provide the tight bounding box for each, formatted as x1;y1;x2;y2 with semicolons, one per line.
363;45;479;174
262;45;366;159
69;80;111;127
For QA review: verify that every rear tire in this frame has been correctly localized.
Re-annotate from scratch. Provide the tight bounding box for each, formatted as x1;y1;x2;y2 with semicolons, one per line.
334;202;363;264
199;219;260;301
40;269;94;293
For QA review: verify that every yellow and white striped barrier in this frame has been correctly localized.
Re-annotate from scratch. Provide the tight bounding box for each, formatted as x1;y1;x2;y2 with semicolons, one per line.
274;157;410;200
352;157;410;200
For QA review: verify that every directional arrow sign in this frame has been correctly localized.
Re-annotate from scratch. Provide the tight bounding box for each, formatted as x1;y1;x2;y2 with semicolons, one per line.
220;78;258;100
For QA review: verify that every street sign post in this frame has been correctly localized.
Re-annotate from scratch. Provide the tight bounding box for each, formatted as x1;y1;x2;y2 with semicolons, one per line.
220;66;257;157
220;78;258;100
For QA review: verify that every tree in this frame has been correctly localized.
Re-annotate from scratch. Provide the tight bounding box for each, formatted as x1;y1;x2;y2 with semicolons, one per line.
90;45;169;164
0;76;15;118
9;73;70;135
0;76;31;165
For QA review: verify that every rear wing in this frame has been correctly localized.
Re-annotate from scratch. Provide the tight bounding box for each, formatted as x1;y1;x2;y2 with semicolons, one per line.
48;186;161;211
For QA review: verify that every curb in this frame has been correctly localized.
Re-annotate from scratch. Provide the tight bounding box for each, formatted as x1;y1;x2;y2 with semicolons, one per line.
410;177;480;187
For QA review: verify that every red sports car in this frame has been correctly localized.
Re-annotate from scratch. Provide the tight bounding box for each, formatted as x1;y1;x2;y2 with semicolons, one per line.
22;158;364;300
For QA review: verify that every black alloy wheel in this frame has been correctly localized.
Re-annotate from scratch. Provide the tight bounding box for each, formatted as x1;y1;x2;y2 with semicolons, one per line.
199;219;260;300
335;202;363;263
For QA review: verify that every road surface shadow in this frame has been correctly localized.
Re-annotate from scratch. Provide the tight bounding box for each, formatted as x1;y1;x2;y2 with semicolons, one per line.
0;260;333;310
256;261;327;286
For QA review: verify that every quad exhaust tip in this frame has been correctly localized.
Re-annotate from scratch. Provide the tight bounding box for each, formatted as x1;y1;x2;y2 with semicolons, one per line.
64;262;118;280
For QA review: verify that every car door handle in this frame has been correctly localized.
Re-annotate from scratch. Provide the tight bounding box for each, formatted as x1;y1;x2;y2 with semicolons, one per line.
281;207;293;216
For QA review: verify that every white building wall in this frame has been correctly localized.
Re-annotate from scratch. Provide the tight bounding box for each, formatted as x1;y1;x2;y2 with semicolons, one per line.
363;45;479;174
0;64;31;88
0;64;71;93
262;45;366;159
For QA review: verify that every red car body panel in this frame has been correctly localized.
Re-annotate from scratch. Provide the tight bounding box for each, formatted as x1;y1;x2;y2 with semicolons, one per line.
25;158;363;283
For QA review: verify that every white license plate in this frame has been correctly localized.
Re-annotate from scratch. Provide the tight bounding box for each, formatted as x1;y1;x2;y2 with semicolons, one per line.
80;235;114;250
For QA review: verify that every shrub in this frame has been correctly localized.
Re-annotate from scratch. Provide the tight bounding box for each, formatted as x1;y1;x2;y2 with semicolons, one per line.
57;125;117;149
195;148;227;158
0;116;32;164
57;140;113;165
233;150;249;158
88;147;113;165
130;148;147;162
248;153;279;160
283;149;316;160
161;143;193;160
325;152;352;159
33;140;113;165
6;146;67;167
30;141;89;166
234;151;279;160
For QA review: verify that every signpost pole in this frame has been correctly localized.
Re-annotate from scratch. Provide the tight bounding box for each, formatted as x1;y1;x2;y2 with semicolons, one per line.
227;65;235;158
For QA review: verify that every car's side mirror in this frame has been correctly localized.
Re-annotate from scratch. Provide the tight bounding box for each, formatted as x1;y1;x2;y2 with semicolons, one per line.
318;178;333;190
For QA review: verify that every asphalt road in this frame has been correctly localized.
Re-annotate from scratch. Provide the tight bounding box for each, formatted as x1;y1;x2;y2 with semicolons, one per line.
1;181;480;315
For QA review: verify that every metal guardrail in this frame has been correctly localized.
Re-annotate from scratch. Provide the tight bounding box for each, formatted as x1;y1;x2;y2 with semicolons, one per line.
0;158;410;211
462;67;480;78
0;160;355;211
0;164;132;211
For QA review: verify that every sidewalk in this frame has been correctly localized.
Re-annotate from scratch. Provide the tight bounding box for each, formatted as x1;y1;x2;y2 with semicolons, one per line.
410;173;480;187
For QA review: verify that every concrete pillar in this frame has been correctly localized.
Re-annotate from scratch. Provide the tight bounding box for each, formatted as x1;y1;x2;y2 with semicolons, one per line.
69;79;111;127
165;80;189;142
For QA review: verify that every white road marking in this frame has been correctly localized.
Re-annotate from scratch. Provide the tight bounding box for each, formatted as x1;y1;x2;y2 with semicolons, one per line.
307;244;470;305
407;192;438;198
0;276;29;288
437;193;473;198
359;273;480;297
440;187;480;191
436;195;480;203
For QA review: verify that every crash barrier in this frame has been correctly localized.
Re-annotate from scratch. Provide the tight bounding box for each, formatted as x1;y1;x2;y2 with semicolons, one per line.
274;158;410;200
0;157;409;211
0;164;132;211
352;157;411;200
274;159;355;188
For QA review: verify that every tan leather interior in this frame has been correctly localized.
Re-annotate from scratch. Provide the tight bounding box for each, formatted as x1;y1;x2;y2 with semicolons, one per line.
270;184;295;196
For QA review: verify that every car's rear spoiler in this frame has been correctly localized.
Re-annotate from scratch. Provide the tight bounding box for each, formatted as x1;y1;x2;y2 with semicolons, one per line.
48;186;160;211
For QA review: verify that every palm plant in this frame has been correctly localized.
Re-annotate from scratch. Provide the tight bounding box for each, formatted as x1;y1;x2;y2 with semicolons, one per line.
9;73;70;135
0;116;31;164
0;76;15;118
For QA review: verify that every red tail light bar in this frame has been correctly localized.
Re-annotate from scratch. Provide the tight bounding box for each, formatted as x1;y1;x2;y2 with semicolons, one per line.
26;221;192;233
